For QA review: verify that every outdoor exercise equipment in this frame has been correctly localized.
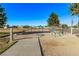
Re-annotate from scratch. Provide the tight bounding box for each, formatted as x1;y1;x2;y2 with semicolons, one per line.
50;26;64;37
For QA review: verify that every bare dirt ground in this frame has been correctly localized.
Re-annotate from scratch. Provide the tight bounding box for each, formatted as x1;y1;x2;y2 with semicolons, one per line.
40;33;79;56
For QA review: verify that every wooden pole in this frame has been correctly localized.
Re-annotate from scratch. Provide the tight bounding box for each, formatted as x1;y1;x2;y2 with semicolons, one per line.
9;28;13;43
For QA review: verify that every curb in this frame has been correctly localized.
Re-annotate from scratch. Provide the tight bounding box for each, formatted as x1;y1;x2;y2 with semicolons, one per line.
37;34;44;56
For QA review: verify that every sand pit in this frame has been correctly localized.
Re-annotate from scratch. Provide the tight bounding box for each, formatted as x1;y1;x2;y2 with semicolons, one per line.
40;33;79;56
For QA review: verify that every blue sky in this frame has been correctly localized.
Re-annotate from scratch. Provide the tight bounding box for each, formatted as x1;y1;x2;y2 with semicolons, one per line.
1;3;78;26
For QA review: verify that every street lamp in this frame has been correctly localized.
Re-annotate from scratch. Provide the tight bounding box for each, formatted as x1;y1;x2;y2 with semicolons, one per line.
77;15;79;28
71;15;74;35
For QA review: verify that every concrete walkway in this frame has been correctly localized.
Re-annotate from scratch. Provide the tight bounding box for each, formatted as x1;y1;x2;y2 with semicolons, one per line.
1;34;42;56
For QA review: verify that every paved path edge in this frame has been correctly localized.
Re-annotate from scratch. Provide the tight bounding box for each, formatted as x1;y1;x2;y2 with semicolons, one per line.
0;41;18;55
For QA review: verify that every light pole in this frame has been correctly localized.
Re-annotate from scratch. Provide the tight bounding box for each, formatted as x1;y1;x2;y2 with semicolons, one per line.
71;16;73;35
78;15;79;29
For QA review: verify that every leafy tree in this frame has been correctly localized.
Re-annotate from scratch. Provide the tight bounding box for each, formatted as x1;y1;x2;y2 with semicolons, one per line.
47;12;60;26
7;24;9;28
61;24;68;28
69;3;79;15
73;25;77;28
69;3;79;27
37;25;43;28
23;25;31;28
73;22;79;28
69;3;79;34
78;21;79;27
12;25;18;28
0;5;7;28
